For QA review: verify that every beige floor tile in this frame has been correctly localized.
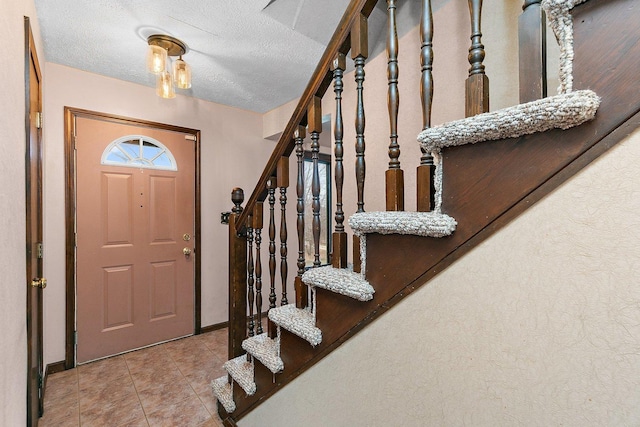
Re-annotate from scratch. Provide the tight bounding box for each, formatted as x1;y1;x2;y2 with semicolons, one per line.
44;370;78;405
42;331;229;426
197;415;224;427
137;377;197;412
124;346;173;371
78;355;128;375
80;394;146;427
130;365;185;392
48;368;78;382
196;387;218;416
44;384;78;409
79;377;138;414
78;356;129;388
145;396;211;427
116;415;150;427
39;401;79;427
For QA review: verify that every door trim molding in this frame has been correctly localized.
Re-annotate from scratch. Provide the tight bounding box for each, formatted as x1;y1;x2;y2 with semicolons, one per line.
64;107;202;368
25;15;44;425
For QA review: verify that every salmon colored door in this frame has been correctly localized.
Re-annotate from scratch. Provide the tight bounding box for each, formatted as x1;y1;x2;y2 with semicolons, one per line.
75;116;195;363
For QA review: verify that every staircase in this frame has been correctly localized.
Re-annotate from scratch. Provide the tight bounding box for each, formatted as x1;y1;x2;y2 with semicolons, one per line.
213;0;640;424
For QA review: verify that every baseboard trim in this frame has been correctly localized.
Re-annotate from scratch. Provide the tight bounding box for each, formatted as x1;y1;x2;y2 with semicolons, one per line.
200;321;228;334
200;312;269;334
45;361;67;377
43;360;67;404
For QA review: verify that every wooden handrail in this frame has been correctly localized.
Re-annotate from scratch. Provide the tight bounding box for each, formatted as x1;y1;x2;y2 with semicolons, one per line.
236;0;379;231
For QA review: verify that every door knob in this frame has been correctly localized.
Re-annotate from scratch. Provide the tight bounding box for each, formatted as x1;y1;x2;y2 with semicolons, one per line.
183;247;192;256
31;278;47;289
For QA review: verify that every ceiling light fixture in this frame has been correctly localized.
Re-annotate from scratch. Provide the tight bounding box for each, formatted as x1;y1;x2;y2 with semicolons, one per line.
146;34;191;99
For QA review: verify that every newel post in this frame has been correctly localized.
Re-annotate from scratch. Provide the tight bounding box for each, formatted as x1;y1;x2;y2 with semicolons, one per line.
228;187;247;359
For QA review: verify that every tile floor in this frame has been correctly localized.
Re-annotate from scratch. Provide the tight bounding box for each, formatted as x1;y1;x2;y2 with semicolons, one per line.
39;328;229;427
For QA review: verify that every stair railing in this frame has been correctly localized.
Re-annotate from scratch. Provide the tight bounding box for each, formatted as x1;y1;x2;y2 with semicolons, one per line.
227;0;545;361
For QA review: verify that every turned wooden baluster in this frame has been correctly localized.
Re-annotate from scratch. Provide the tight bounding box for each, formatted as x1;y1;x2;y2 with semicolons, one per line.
332;53;348;269
353;13;368;215
267;177;278;338
246;214;255;337
228;188;247;359
519;0;547;103
278;157;289;306
352;13;368;274
466;0;489;117
308;97;323;267
386;0;404;211
417;0;435;212
253;202;264;335
294;126;308;309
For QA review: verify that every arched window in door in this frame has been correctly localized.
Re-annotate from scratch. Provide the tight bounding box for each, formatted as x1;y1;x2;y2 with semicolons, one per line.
101;135;178;171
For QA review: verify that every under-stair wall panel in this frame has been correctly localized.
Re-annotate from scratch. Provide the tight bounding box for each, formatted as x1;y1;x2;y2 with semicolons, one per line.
226;0;640;423
238;107;640;427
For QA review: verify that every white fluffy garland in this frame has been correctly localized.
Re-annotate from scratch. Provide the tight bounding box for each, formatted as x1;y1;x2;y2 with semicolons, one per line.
242;333;284;374
223;355;256;396
303;265;375;302
211;376;236;413
268;303;322;346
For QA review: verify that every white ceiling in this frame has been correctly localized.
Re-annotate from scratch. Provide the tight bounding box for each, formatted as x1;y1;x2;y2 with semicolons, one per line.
34;0;436;113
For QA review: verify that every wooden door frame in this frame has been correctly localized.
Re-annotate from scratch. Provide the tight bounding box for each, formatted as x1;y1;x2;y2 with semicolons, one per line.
64;107;202;368
25;16;43;424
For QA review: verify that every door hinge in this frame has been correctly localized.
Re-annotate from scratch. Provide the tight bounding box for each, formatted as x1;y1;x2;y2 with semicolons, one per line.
74;331;78;346
36;112;43;129
184;134;196;141
38;373;44;389
36;242;43;259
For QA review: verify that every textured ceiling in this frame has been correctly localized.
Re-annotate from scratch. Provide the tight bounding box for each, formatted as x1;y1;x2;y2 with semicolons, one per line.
35;0;351;113
34;0;435;113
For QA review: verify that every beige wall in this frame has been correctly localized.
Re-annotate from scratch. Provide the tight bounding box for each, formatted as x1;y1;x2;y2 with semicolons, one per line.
0;0;43;423
42;64;275;366
240;126;640;426
240;1;640;425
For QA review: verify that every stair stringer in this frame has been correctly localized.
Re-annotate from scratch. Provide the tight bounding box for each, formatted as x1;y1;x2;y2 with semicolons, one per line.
220;0;640;422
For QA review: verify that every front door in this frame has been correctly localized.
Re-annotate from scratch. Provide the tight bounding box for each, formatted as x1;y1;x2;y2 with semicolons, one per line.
75;116;196;363
25;17;44;426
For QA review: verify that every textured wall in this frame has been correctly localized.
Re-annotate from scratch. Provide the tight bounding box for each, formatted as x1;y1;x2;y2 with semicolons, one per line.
0;0;43;423
42;64;275;365
239;118;640;427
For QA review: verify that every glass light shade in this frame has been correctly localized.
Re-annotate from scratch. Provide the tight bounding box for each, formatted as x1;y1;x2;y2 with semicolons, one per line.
173;58;192;89
156;70;176;99
146;45;167;74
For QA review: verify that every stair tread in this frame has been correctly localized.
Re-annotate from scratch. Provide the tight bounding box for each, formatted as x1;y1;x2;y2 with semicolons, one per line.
242;333;283;374
268;304;322;346
303;266;374;301
418;90;600;151
349;211;457;237
211;376;235;413
223;355;256;396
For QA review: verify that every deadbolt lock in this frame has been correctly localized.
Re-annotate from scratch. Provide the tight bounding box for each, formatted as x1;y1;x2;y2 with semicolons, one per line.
31;278;47;289
183;233;191;241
